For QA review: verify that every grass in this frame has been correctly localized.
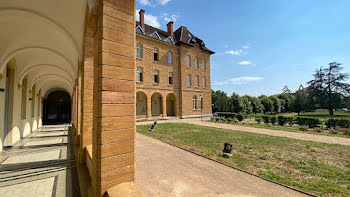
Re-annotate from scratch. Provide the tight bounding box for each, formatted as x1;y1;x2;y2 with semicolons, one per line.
213;121;350;139
137;123;350;197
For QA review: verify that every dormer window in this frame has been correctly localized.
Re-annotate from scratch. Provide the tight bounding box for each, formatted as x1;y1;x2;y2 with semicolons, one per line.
150;31;161;40
136;26;145;35
165;37;174;44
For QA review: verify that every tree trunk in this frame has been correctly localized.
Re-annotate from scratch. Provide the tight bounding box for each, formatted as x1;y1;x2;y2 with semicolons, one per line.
298;112;300;116
329;108;334;115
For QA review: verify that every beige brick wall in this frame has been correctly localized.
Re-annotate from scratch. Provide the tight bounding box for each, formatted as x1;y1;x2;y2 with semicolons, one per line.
136;35;212;118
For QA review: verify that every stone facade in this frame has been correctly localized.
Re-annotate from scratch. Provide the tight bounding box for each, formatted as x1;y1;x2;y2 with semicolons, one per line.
136;21;213;119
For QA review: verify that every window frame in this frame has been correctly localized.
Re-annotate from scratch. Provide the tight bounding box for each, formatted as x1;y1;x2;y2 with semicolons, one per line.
195;75;199;87
154;69;159;84
195;58;198;69
187;74;191;86
202;59;206;71
168;52;173;65
136;43;143;58
168;72;173;85
137;67;143;82
186;55;191;68
192;96;197;110
153;48;159;62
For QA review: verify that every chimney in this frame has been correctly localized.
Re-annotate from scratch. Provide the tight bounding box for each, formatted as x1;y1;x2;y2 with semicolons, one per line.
167;21;174;39
139;9;145;29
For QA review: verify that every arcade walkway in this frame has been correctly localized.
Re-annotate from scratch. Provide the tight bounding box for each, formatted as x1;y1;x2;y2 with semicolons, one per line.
0;125;80;197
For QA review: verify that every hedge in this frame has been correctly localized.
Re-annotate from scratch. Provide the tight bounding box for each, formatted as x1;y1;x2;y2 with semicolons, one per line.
216;112;244;122
295;117;321;128
325;119;350;129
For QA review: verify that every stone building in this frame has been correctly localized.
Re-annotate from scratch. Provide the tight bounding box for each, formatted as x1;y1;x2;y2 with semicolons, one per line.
0;0;212;196
135;10;214;120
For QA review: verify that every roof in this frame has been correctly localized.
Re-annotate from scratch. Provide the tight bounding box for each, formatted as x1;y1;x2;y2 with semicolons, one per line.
136;22;215;54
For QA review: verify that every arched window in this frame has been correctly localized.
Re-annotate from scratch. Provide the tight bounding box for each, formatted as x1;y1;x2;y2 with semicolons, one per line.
168;52;172;65
168;72;173;85
154;70;159;83
192;96;197;110
203;76;206;88
137;67;143;82
136;43;142;58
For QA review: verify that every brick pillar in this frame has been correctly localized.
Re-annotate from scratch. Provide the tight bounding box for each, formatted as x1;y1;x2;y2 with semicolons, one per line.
92;0;136;196
147;95;151;118
79;8;95;163
162;95;167;117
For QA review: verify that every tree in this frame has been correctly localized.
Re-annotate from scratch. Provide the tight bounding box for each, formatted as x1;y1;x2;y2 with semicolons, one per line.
211;90;229;112
269;95;281;113
282;85;291;94
307;62;350;115
241;95;253;114
251;97;263;114
259;95;274;114
291;90;307;115
227;93;244;113
278;93;294;112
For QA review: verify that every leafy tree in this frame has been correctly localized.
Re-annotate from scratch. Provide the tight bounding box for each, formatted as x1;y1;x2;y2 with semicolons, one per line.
278;93;294;112
227;93;244;113
211;90;229;112
307;62;350;115
242;95;253;114
282;85;291;94
291;90;307;115
250;97;263;114
269;95;281;113
344;97;350;110
259;95;274;114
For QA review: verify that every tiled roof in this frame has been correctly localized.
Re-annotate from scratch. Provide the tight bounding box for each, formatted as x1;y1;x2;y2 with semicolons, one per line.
136;22;215;54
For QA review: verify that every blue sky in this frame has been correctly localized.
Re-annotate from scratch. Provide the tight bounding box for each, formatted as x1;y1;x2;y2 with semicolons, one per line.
136;0;350;96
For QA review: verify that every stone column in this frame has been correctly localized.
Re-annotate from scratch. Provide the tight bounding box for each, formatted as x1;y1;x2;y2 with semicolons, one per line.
162;95;167;117
92;0;136;196
79;9;95;163
147;95;151;118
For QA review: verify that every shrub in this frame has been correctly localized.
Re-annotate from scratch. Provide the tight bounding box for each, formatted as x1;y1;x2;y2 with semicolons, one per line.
295;117;320;128
270;116;277;125
277;116;288;126
328;128;338;134
255;116;262;124
342;129;350;135
299;125;309;131
325;119;350;129
313;127;323;133
262;115;270;124
285;117;295;126
236;114;243;122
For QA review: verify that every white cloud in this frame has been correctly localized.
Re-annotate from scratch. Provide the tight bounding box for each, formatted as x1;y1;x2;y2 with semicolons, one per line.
163;13;179;22
136;9;161;28
158;0;171;5
139;0;151;6
242;45;250;49
238;60;252;65
213;76;263;86
225;50;242;55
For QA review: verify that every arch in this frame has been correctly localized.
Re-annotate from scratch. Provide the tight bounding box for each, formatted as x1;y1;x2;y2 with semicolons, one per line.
40;83;73;97
43;90;72;125
136;92;147;116
192;95;198;110
18;64;75;86
151;93;163;116
0;8;80;57
43;88;71;99
29;74;74;90
166;93;176;116
37;79;74;95
0;47;76;77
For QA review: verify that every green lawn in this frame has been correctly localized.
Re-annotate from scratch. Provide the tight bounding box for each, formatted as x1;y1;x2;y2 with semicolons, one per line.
215;121;350;139
137;123;350;197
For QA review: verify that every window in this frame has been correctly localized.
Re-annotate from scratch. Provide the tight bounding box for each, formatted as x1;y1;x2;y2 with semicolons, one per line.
154;70;159;83
192;96;197;110
21;78;27;119
168;72;173;85
202;60;206;70
151;32;161;39
198;97;203;110
195;76;199;87
136;44;142;58
187;74;191;86
153;49;158;61
168;52;172;65
203;77;206;88
195;58;198;69
137;67;143;82
136;26;145;34
186;55;191;67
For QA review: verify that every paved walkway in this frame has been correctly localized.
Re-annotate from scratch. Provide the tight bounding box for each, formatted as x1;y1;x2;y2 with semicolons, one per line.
136;133;308;197
137;118;350;146
0;125;80;197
